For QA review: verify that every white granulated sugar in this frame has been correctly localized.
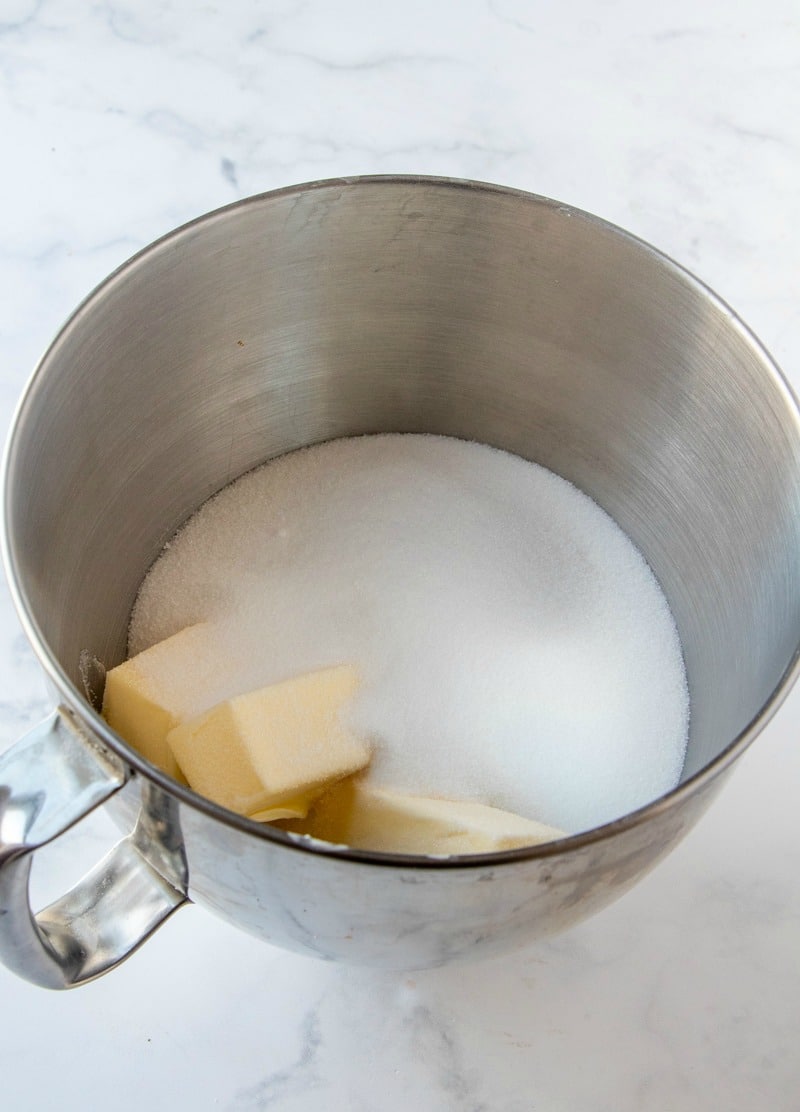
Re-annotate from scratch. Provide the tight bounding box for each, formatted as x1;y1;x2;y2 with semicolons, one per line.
129;434;689;833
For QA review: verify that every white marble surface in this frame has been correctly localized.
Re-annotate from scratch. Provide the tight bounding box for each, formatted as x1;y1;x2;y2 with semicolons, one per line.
1;2;799;1108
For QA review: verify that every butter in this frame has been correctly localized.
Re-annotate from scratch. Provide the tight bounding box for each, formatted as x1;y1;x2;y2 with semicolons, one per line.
249;797;312;822
166;664;369;817
104;622;559;853
280;778;564;854
102;623;219;779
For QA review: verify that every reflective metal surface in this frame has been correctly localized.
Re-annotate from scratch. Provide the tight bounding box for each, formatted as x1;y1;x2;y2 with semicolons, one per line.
2;176;799;986
0;710;186;988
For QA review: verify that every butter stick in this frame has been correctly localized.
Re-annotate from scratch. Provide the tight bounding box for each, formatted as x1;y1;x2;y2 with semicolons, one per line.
102;623;217;780
280;778;564;854
166;664;369;817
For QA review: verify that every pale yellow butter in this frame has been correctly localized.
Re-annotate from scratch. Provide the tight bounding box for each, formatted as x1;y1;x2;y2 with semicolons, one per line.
281;778;564;854
249;797;312;822
166;664;369;817
102;623;220;779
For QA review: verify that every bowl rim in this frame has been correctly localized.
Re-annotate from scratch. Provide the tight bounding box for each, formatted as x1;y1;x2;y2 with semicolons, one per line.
4;172;800;869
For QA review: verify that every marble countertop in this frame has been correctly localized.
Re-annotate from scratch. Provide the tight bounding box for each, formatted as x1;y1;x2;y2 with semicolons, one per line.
1;3;799;1109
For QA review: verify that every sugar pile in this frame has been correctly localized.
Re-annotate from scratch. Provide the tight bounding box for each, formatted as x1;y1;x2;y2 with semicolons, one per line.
130;434;689;833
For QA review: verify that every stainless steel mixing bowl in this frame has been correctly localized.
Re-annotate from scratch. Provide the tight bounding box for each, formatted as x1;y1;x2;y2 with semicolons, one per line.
2;176;799;989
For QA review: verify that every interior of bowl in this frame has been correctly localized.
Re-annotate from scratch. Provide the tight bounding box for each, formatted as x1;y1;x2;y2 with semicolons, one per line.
6;177;800;792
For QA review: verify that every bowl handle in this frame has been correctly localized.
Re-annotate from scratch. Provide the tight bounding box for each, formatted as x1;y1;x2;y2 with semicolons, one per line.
0;708;187;989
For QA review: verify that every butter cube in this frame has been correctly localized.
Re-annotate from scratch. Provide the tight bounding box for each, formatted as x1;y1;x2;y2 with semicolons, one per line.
102;623;219;779
249;797;312;823
166;665;369;817
281;779;564;854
